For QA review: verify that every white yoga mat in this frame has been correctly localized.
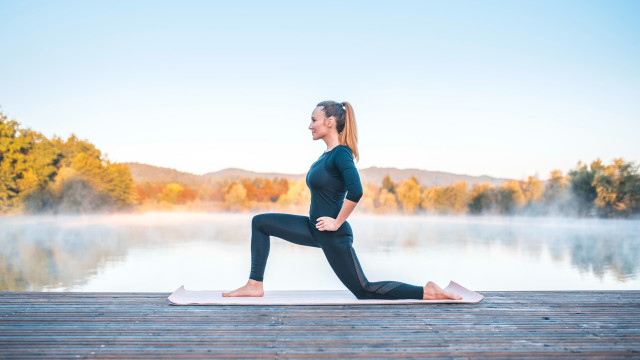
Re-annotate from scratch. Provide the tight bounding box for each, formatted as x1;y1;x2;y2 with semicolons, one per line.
167;280;484;305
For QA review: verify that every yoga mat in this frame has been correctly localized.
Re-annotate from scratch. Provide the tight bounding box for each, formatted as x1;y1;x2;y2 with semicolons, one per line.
167;280;483;305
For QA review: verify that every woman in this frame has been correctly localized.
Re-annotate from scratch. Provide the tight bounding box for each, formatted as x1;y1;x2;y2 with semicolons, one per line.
222;101;461;300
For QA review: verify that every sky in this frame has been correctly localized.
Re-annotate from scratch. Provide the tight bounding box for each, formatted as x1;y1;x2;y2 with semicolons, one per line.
1;0;638;180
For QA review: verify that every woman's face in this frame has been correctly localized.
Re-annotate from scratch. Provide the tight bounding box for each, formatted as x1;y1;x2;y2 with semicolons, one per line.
309;106;334;140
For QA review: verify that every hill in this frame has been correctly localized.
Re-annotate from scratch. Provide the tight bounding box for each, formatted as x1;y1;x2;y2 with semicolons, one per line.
123;162;215;187
125;163;509;187
358;167;507;187
203;168;303;182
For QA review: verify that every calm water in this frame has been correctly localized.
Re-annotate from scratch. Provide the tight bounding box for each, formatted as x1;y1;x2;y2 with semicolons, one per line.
1;212;638;292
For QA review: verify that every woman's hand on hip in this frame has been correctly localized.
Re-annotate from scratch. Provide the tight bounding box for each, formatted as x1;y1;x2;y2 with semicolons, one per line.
316;217;340;231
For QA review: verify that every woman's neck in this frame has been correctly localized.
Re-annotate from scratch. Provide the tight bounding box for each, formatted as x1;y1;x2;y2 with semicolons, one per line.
323;138;341;153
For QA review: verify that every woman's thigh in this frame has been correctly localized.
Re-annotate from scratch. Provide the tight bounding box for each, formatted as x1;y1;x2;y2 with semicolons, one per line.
253;213;320;248
312;221;355;269
312;222;363;291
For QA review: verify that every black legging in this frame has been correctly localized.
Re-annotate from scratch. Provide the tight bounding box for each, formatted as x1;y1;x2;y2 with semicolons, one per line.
249;213;424;300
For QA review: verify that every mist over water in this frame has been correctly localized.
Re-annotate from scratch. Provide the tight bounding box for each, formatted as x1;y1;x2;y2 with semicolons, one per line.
1;212;638;292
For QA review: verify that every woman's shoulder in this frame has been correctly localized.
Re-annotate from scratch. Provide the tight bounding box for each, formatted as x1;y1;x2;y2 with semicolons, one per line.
332;145;354;162
337;144;352;153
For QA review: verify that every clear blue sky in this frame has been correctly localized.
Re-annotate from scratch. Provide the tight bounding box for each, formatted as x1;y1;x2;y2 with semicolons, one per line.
1;0;638;180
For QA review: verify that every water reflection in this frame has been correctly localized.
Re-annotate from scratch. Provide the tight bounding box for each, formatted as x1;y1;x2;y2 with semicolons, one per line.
354;215;640;279
0;213;638;291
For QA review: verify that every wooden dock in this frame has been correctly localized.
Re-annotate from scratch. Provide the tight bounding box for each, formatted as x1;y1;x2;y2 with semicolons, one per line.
1;290;639;359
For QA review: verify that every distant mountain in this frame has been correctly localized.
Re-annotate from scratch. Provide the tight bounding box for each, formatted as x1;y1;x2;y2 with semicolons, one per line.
202;168;304;182
123;162;214;187
125;162;510;188
359;167;508;187
204;166;510;187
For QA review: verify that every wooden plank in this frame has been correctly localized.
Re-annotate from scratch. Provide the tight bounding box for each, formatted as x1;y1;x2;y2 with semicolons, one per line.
0;291;638;359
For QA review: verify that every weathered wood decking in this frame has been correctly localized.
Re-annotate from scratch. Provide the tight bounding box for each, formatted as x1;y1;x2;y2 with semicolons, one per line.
1;290;639;359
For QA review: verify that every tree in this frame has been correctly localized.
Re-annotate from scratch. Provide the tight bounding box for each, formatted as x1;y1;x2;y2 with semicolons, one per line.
224;182;248;211
196;184;216;201
420;186;438;213
522;176;544;206
421;181;469;214
243;181;258;201
104;162;138;207
359;182;377;213
592;158;640;217
1;112;62;212
52;167;112;213
543;169;569;213
273;178;290;200
568;160;603;216
257;179;276;202
377;188;398;213
277;178;310;209
468;182;496;214
444;181;469;214
177;186;197;205
496;180;525;214
396;176;421;214
158;183;184;204
381;175;396;194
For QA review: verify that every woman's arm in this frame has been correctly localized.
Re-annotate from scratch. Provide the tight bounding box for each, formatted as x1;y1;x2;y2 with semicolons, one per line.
334;198;358;228
334;146;363;204
332;146;363;227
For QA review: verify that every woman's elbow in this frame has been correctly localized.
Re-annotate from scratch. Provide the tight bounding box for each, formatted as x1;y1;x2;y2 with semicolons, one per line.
347;189;363;203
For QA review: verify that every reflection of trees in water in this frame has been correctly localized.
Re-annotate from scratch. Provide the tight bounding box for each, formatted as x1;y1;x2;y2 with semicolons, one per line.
400;231;419;249
569;233;639;280
0;213;254;291
351;216;640;280
517;223;640;280
2;214;638;291
0;224;128;291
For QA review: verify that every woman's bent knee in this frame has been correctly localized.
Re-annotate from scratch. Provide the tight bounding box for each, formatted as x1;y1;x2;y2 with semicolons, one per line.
252;213;283;233
252;213;267;229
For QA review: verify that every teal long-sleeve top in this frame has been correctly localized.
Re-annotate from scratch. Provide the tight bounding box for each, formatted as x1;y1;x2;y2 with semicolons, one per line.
306;144;363;223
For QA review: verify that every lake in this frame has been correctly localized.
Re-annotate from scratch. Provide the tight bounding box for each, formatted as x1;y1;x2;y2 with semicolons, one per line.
1;212;638;292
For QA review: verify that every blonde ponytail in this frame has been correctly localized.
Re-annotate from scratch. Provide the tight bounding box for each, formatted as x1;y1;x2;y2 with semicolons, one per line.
338;101;359;163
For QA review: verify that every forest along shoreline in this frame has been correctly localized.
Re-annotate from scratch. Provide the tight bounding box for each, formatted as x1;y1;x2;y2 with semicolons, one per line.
1;110;639;218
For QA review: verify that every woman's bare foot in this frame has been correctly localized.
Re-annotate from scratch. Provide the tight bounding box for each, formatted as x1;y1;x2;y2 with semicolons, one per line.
423;281;462;300
222;279;264;297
